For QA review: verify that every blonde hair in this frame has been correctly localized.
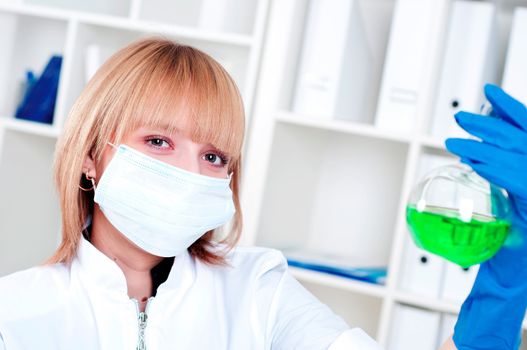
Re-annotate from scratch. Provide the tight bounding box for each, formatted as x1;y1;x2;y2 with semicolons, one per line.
50;37;245;265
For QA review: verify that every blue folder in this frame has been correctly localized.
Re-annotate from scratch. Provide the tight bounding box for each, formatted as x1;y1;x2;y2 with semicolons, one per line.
15;55;63;125
284;249;387;285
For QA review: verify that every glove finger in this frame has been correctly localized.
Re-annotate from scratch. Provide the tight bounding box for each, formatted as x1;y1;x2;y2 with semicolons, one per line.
445;138;522;171
484;84;527;132
454;111;527;154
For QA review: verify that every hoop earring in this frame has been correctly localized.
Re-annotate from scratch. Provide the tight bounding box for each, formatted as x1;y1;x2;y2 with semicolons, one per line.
79;173;96;192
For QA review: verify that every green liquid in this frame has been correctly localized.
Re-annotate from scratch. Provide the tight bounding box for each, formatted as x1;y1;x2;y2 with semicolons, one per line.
406;205;510;268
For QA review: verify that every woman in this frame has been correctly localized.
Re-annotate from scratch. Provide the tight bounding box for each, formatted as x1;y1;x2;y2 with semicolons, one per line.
0;38;378;349
0;38;526;349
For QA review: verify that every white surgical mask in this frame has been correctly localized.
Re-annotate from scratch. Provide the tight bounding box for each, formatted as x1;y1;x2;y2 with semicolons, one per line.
93;143;235;257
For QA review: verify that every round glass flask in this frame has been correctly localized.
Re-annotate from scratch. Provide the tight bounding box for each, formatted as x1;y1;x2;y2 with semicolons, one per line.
406;164;511;268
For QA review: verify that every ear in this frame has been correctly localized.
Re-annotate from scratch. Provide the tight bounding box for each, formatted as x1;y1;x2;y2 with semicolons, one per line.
82;152;97;179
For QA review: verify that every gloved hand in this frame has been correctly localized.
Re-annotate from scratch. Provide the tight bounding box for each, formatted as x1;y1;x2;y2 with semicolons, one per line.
445;84;527;350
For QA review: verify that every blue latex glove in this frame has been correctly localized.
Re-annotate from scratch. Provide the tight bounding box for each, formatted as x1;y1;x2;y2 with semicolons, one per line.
445;84;527;350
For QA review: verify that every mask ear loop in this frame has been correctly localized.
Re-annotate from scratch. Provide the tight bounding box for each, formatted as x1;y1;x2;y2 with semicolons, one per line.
79;173;96;192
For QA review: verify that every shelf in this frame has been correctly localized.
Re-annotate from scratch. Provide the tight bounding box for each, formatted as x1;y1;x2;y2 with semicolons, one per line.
289;266;386;299
393;291;461;314
419;134;447;150
86;15;254;47
59;22;251;127
0;2;255;47
394;291;527;332
275;110;413;145
274;111;462;153
138;0;259;36
0;1;76;20
0;118;60;138
256;122;408;266
20;0;131;17
289;267;472;316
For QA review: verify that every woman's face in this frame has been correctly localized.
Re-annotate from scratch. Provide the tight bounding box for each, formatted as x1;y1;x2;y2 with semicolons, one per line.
93;125;231;181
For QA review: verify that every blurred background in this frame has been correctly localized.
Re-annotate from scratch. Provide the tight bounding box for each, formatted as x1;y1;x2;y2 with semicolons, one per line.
0;0;526;348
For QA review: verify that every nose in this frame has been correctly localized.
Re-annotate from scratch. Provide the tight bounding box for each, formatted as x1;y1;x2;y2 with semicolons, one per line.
174;145;202;175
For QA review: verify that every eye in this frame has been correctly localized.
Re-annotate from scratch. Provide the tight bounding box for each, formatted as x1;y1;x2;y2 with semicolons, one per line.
203;152;228;167
146;137;172;149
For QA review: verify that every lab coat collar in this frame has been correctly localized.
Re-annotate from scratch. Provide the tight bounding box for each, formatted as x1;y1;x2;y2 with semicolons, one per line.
75;232;197;298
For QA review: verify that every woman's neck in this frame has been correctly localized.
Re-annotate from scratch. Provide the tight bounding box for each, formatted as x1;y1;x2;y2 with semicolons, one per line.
90;206;164;311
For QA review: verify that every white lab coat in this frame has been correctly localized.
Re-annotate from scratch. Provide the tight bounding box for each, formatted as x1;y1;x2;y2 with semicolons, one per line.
0;236;382;349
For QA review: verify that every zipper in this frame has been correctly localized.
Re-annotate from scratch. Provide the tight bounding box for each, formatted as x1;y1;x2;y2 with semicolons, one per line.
133;297;153;350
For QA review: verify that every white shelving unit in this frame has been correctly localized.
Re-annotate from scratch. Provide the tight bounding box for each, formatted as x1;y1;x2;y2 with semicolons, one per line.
2;0;527;348
241;0;527;348
0;0;269;276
